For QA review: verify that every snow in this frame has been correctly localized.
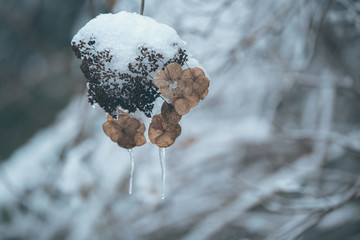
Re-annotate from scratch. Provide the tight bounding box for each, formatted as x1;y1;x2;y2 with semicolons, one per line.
72;11;186;73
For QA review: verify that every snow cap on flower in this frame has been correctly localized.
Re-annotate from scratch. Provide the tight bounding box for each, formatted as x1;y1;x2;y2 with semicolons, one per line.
102;113;146;149
72;11;210;150
71;12;189;118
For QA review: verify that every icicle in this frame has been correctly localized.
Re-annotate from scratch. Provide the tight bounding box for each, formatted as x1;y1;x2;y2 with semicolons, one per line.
159;147;166;199
128;149;135;195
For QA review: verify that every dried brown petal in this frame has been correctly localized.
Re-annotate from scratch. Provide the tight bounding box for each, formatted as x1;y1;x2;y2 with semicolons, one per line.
177;67;209;111
134;134;146;146
148;115;164;144
124;118;140;135
193;76;210;96
180;69;196;87
161;102;181;124
164;62;183;82
183;88;200;108
153;71;169;88
102;121;122;142
148;114;181;148
173;98;191;115
158;87;178;101
153;63;183;87
181;68;205;84
155;128;180;148
190;67;205;78
154;63;184;101
148;127;164;145
117;134;134;149
103;114;146;149
137;123;145;133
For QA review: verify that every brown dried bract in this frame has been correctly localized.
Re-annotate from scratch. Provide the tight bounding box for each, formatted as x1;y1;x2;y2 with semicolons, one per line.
153;63;184;101
172;67;209;115
102;113;146;149
154;63;210;116
182;68;209;98
149;113;181;148
161;102;182;124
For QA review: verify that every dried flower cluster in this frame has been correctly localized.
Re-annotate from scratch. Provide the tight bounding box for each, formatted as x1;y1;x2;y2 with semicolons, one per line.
102;112;146;149
154;63;210;115
149;102;182;148
72;37;209;149
71;39;188;118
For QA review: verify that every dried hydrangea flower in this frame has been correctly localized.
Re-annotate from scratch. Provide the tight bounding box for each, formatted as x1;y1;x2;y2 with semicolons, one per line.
148;102;182;148
102;113;146;149
154;63;210;115
148;115;182;148
182;68;210;98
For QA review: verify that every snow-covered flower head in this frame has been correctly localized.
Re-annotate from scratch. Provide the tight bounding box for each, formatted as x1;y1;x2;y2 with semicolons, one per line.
71;11;210;150
71;10;210;198
71;11;188;118
102;113;146;149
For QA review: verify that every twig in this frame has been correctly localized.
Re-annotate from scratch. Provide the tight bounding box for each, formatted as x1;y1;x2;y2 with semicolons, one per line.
140;0;145;15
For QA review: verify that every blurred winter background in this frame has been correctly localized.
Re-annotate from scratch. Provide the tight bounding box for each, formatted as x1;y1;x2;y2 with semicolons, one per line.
1;0;360;239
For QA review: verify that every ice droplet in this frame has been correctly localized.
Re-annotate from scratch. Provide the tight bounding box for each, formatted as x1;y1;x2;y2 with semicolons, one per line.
128;149;135;195
159;147;166;199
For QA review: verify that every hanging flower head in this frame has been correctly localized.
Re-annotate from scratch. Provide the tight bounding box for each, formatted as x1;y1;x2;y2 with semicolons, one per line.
102;113;146;149
72;12;210;149
72;10;211;198
154;63;210;115
149;102;182;148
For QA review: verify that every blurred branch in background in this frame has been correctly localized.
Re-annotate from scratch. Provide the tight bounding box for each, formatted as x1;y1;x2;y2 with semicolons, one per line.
0;0;115;160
